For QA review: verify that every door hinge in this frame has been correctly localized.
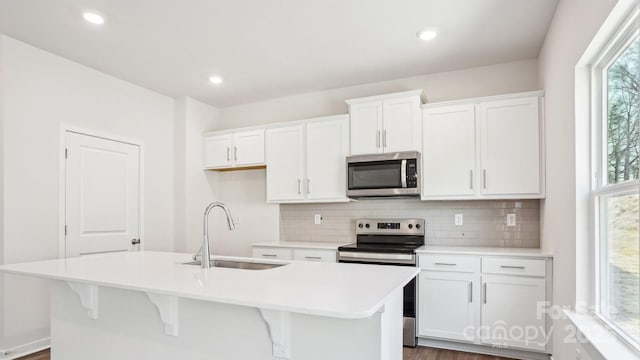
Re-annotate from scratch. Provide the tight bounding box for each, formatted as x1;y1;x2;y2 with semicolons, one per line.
65;148;68;159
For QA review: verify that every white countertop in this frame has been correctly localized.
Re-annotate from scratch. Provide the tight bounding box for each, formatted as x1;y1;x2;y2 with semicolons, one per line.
0;251;417;319
252;240;351;250
416;245;553;258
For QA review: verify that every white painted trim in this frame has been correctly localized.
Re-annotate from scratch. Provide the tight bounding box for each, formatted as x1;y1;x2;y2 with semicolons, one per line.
421;90;545;109
58;125;145;258
417;338;550;360
0;338;50;360
565;310;640;359
345;89;424;104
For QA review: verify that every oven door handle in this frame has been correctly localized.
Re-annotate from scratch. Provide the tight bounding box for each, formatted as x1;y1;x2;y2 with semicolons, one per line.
338;252;416;265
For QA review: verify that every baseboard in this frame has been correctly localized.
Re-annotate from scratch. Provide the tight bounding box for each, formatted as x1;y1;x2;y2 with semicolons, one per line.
0;338;50;360
417;337;551;360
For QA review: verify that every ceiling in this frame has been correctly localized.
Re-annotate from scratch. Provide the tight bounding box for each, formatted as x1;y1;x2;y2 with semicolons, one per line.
0;0;558;107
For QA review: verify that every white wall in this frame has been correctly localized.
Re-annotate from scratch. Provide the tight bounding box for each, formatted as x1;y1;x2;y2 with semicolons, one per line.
0;35;175;352
537;1;617;359
173;97;222;254
219;59;540;128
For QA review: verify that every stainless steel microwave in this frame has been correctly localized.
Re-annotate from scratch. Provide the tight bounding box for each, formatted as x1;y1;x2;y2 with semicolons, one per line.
346;151;420;198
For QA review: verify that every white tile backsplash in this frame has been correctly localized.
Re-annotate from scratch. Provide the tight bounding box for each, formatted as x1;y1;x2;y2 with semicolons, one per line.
280;199;540;247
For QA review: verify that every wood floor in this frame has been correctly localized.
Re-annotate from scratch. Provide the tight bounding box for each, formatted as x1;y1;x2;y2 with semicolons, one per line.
18;347;514;360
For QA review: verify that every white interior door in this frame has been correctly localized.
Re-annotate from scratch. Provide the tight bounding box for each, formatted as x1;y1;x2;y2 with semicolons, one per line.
65;131;141;257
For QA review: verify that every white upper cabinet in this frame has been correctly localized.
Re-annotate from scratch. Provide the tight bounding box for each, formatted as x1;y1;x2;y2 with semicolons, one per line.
204;129;265;169
266;125;305;202
421;91;545;200
347;90;422;155
423;104;477;197
349;102;383;155
204;134;233;168
479;97;540;195
305;116;349;201
266;115;350;203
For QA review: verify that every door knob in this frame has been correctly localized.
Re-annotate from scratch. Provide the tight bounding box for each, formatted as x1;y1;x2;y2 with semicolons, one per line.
131;238;141;245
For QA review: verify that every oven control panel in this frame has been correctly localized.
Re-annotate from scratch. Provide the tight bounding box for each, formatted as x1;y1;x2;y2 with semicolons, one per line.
355;218;424;236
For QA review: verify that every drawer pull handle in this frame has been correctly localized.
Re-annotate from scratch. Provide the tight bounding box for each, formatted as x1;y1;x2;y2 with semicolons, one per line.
468;282;473;303
261;254;277;257
304;256;322;260
500;265;526;269
435;262;457;266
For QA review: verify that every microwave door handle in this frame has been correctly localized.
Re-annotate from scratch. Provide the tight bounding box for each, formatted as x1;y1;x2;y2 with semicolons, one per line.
401;159;407;188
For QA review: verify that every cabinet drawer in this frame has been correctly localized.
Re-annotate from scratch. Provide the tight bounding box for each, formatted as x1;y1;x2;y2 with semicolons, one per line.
482;257;546;277
419;254;480;273
252;247;293;260
293;249;336;263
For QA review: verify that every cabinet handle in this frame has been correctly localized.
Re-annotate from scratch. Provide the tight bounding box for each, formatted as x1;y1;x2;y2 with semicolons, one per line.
298;179;302;194
376;130;381;148
304;256;322;260
483;169;487;190
470;170;474;190
226;147;230;162
500;265;526;269
483;282;487;304
307;178;311;194
383;130;387;148
469;282;473;303
261;254;277;258
234;146;238;161
434;262;457;266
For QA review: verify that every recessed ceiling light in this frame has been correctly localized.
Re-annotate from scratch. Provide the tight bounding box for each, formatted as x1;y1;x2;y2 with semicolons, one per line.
417;30;437;41
83;12;105;25
209;76;224;85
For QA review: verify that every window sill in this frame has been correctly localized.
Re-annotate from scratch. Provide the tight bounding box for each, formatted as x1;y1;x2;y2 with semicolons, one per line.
564;310;639;360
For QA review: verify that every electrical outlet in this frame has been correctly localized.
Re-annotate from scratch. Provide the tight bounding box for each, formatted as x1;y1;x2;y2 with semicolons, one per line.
507;213;516;227
314;214;322;225
454;213;463;226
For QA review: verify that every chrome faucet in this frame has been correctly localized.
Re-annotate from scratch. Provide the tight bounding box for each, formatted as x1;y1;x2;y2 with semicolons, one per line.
198;202;236;269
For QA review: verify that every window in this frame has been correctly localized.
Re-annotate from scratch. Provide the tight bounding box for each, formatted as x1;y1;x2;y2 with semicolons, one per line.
592;13;640;348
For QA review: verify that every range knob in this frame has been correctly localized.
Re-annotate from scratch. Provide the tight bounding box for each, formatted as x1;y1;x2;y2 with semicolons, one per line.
358;223;364;228
408;224;414;229
365;223;370;228
416;224;421;229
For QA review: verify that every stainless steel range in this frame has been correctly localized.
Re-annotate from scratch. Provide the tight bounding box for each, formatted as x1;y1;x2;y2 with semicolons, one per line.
337;218;425;347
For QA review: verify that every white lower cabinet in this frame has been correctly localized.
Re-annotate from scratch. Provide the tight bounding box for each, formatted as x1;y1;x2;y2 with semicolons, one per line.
417;253;551;355
480;275;546;351
418;271;479;342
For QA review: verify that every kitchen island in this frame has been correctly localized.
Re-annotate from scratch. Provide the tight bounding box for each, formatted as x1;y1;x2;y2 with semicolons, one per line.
0;251;417;360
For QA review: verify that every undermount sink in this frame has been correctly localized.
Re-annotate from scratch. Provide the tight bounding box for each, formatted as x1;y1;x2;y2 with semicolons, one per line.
182;259;286;270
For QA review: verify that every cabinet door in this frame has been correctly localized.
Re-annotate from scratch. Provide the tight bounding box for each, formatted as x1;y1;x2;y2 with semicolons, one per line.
350;101;383;155
266;125;305;202
382;96;422;153
418;271;478;342
233;130;265;166
204;134;233;168
480;275;546;351
422;104;477;197
479;97;541;195
305;116;349;201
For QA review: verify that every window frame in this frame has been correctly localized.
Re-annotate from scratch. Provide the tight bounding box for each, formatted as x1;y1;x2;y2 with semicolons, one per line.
589;8;640;350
